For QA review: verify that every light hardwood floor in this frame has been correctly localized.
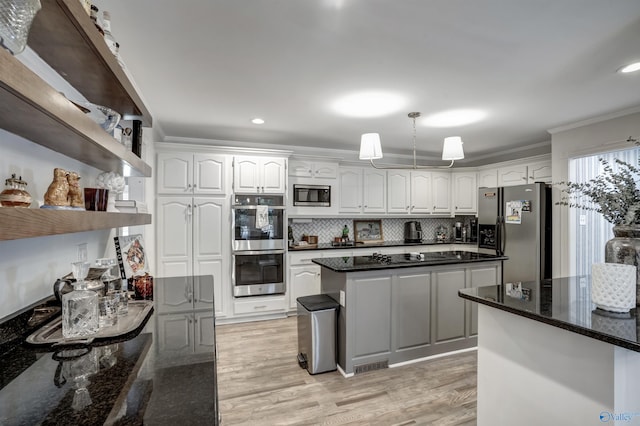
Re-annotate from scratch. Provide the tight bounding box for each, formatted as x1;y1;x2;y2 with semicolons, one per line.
216;316;477;426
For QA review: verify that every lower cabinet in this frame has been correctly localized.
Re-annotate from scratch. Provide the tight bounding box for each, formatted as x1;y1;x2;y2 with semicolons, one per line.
288;264;321;310
434;269;466;342
392;271;431;352
352;275;392;359
233;295;287;316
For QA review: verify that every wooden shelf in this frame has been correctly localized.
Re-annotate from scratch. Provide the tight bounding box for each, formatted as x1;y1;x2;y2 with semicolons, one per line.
0;47;151;177
0;209;152;241
28;0;152;126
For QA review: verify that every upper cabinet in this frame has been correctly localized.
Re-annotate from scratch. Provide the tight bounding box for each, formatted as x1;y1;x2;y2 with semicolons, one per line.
452;172;477;214
233;156;286;193
387;171;450;215
289;160;338;179
157;153;228;195
338;167;386;214
477;169;498;188
497;165;528;187
527;161;552;184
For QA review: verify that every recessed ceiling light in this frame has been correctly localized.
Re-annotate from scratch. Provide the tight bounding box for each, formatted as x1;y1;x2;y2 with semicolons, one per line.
332;91;407;118
422;109;487;128
619;62;640;74
251;118;265;124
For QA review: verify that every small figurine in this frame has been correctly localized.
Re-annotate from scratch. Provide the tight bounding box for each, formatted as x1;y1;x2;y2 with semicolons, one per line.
44;168;70;206
66;171;84;208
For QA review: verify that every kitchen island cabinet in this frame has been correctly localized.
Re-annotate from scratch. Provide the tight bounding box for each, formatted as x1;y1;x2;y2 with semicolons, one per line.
314;251;505;375
459;277;640;426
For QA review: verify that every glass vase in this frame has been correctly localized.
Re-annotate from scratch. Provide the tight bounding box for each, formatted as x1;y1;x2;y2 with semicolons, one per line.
604;225;640;306
0;0;41;54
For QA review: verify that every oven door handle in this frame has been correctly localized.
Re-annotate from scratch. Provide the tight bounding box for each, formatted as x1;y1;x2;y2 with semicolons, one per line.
232;249;285;256
232;205;285;210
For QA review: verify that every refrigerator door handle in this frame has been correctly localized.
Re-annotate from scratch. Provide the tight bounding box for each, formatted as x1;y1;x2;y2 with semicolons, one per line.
499;217;506;256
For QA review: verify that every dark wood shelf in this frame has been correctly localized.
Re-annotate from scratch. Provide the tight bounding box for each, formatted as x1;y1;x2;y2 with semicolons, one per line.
0;46;151;177
28;0;152;126
0;209;152;241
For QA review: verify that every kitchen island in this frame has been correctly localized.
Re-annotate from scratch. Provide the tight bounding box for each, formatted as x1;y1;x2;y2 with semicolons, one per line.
0;275;218;425
313;251;506;376
459;277;640;426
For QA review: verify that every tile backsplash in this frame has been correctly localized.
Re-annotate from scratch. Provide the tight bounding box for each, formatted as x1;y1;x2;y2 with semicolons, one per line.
288;217;475;243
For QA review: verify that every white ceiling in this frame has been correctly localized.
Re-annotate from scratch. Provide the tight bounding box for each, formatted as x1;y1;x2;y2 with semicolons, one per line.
95;0;640;165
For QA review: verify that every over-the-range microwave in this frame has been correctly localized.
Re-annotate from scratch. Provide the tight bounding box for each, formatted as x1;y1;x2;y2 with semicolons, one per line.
292;184;331;207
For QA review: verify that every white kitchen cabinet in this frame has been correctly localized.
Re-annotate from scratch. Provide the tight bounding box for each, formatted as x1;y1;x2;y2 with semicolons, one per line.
527;160;552;183
387;171;432;214
477;168;498;188
156;196;228;317
233;295;287;315
157;152;228;195
363;169;386;213
156;310;215;354
288;264;321;310
289;160;338;179
338;167;386;213
233;156;286;193
452;172;477;214
431;172;452;214
498;164;528;186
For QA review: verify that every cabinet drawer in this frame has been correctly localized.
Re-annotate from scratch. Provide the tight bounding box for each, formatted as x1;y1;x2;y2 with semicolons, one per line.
289;251;322;265
234;296;286;315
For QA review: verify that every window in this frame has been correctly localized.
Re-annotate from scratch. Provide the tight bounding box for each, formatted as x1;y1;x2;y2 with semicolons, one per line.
570;147;640;276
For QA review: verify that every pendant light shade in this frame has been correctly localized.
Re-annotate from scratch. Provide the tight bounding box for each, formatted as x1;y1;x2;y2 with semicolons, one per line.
359;133;384;160
442;136;464;161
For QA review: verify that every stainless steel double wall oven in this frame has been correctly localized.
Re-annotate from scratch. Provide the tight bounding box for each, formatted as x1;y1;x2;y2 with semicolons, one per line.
231;194;285;297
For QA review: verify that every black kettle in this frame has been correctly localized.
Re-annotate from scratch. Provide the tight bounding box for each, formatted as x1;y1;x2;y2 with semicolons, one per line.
404;221;423;243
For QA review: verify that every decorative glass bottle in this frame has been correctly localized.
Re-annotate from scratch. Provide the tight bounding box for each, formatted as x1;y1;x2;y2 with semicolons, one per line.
102;11;117;55
62;261;99;339
604;225;640;306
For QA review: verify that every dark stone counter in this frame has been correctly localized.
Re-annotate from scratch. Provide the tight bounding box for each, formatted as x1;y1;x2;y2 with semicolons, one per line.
458;276;640;353
0;275;218;425
289;239;476;251
313;250;506;272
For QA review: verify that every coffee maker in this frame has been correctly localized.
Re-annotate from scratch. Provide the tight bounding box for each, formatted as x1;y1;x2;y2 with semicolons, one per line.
469;218;478;242
404;221;423;243
454;222;463;242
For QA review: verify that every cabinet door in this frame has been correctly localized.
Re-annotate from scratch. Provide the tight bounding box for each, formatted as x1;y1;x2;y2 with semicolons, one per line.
288;264;321;310
352;276;392;359
157;313;193;352
431;172;451;214
157;197;192;278
157;153;192;194
392;272;431;351
194;311;216;353
363;169;386;213
193;154;227;194
434;269;466;342
410;171;432;214
261;158;286;193
452;172;477;214
233;157;260;192
477;169;498;188
313;162;338;179
387;170;410;214
289;160;313;177
498;165;528;186
527;161;552;184
339;168;363;213
193;197;226;314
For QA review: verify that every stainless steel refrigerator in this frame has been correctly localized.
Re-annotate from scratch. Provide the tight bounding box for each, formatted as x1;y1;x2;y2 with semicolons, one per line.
477;182;552;283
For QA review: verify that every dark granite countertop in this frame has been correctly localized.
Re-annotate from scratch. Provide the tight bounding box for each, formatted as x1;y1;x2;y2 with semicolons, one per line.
458;277;640;353
289;239;476;251
0;275;218;425
312;250;506;272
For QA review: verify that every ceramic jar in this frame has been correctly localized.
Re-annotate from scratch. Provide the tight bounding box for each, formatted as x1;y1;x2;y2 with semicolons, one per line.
604;225;640;306
0;174;32;207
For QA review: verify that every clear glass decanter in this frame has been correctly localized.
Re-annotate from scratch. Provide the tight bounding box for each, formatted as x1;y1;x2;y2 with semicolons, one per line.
62;261;99;339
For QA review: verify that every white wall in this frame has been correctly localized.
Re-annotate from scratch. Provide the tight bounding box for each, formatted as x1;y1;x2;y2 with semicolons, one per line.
0;130;112;319
550;109;640;277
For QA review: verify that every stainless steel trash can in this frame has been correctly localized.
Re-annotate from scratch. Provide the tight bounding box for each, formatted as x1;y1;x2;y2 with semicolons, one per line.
297;294;339;375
